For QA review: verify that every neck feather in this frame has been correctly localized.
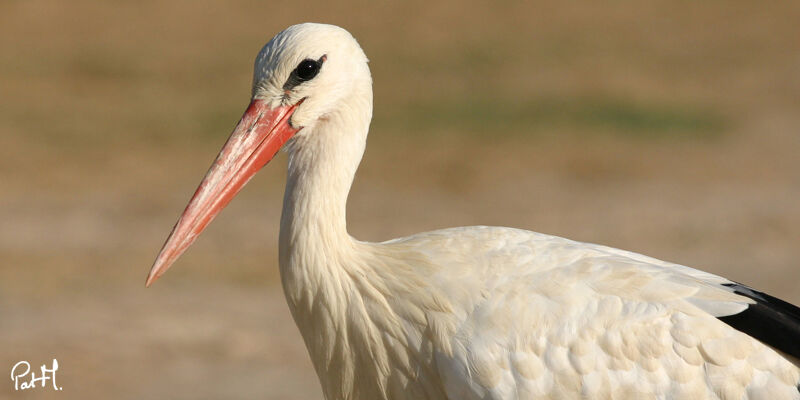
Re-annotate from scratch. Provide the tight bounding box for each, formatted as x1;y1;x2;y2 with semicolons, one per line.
278;88;371;308
275;89;451;398
277;88;384;398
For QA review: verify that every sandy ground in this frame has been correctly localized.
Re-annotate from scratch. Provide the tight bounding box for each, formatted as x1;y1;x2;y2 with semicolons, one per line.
1;1;799;399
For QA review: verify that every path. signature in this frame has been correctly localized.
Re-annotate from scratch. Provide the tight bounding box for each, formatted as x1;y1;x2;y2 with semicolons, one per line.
10;359;61;391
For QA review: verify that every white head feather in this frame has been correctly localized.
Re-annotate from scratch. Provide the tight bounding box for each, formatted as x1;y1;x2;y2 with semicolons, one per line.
251;23;372;131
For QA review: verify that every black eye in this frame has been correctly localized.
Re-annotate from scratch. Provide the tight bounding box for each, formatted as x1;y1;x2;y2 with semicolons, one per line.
282;55;326;92
295;59;320;81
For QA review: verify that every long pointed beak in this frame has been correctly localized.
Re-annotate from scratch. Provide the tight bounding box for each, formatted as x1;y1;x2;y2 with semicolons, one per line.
145;99;301;287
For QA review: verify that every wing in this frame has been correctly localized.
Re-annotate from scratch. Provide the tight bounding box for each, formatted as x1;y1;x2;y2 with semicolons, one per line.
385;226;800;399
717;282;800;362
583;238;800;362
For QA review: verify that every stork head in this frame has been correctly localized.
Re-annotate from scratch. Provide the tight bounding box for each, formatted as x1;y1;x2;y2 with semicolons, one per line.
252;23;371;130
145;23;371;287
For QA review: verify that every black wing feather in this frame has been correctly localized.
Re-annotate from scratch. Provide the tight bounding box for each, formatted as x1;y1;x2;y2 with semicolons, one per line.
717;282;800;360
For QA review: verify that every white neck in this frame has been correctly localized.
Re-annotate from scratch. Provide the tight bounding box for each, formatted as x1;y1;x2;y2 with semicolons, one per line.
275;86;449;399
278;83;371;264
277;86;376;394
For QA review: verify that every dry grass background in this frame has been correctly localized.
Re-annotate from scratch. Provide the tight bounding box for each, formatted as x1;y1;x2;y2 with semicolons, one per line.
1;1;799;399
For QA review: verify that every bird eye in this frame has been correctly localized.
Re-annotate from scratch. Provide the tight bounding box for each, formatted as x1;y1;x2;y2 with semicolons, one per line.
295;59;321;81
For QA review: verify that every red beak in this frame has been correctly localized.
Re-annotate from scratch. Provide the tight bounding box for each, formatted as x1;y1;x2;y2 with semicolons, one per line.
145;99;300;287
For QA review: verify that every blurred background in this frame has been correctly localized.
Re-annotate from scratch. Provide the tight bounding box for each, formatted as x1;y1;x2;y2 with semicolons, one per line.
1;0;799;399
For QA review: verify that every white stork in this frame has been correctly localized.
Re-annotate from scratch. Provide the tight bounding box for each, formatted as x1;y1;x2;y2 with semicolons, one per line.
146;23;800;399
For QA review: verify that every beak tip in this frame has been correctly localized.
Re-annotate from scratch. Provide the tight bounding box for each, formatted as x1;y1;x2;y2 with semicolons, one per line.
145;270;158;288
145;257;168;288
